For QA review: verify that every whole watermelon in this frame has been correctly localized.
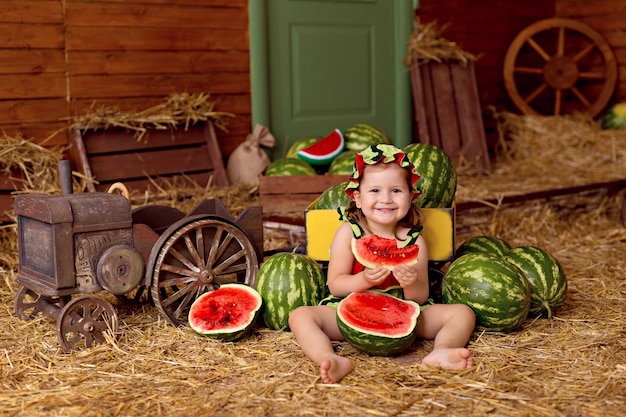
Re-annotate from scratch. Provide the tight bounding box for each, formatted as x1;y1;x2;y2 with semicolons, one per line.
286;136;320;158
343;124;390;151
455;235;512;259
254;252;327;330
265;158;316;176
328;150;358;175
404;143;456;208
314;181;351;210
442;252;531;332
601;102;626;129
504;246;567;318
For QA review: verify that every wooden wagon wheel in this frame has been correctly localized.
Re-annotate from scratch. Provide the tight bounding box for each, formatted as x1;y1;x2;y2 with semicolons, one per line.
147;214;259;327
503;18;617;117
57;296;119;353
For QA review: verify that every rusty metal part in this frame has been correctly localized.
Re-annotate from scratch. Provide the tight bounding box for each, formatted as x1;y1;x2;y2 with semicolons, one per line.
56;296;119;353
96;245;145;295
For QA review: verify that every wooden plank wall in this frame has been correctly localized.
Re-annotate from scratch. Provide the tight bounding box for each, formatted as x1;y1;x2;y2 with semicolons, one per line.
556;0;626;104
0;0;251;158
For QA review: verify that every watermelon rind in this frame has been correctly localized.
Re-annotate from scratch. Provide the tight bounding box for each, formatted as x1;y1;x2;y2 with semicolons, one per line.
286;136;320;158
297;129;345;165
254;252;327;330
265;157;316;176
188;284;262;342
328;150;358;175
314;181;351;210
442;252;531;333
455;235;512;258
337;291;420;356
343;124;391;151
404;143;456;208
504;246;567;319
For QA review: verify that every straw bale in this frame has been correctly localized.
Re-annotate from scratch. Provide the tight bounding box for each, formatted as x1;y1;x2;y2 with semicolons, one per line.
1;115;626;416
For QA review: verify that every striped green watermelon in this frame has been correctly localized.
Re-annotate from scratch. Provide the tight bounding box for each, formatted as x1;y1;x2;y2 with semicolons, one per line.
286;136;320;158
328;150;358;175
337;291;420;356
314;181;351;210
403;143;456;208
254;252;327;330
504;246;567;318
265;158;316;176
188;284;262;341
442;252;531;332
343;124;391;151
455;235;512;258
601;102;626;129
297;129;345;166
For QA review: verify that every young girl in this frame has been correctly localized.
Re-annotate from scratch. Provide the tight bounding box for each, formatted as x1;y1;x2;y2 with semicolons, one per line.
289;144;475;384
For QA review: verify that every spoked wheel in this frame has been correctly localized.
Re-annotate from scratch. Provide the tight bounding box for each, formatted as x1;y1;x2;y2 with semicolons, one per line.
14;286;68;321
57;296;119;353
503;18;617;117
147;215;259;327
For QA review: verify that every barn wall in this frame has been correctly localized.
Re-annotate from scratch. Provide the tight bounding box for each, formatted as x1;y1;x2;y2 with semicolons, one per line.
555;0;626;103
0;0;250;158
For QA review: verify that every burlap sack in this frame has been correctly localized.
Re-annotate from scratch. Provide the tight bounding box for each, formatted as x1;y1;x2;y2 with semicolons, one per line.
226;124;275;184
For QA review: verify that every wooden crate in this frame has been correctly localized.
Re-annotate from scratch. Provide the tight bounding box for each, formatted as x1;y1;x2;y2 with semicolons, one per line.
0;171;26;223
258;174;350;216
410;59;491;172
70;121;228;193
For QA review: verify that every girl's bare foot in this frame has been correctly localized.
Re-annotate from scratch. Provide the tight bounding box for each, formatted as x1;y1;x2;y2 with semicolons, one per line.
422;348;473;369
320;355;353;384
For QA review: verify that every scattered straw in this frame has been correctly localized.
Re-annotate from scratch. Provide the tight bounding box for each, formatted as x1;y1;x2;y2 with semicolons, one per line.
0;116;625;416
66;92;235;141
407;19;478;64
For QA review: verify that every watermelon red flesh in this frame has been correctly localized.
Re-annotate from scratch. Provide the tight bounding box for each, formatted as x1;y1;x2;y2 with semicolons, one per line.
351;235;418;271
188;284;262;341
337;291;420;356
339;292;415;336
297;129;344;165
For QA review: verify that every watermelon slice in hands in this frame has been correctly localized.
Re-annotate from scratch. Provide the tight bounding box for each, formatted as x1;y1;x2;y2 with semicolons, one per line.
297;129;344;166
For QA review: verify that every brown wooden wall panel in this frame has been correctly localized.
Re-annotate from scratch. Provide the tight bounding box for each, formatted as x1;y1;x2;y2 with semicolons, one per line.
0;1;64;24
0;50;66;74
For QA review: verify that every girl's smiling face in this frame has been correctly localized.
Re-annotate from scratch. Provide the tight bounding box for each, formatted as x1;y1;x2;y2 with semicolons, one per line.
352;162;414;232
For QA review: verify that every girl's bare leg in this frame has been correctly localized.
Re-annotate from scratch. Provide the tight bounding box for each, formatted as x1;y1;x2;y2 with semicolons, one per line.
289;305;353;383
417;304;475;369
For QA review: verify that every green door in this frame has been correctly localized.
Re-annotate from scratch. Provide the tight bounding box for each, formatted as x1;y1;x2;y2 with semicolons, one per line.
249;0;415;159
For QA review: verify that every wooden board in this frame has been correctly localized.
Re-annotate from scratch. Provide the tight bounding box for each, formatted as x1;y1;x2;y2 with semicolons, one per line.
410;59;491;172
259;175;350;215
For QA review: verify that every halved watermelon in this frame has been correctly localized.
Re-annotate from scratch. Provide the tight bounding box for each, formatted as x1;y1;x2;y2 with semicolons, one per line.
188;284;262;341
297;129;344;165
351;234;419;271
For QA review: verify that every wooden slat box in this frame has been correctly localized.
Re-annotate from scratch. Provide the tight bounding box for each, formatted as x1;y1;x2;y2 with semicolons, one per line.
410;59;491;172
0;171;26;223
258;174;350;216
69;121;228;193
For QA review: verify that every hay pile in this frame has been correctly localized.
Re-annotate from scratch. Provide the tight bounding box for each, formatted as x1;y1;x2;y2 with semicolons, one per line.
1;115;625;416
407;19;478;64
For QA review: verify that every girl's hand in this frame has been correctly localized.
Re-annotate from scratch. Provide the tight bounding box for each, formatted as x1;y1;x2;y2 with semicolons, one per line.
392;263;421;287
362;267;391;287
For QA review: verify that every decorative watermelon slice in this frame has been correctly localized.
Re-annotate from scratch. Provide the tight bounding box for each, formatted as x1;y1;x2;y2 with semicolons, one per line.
297;129;344;166
351;234;419;271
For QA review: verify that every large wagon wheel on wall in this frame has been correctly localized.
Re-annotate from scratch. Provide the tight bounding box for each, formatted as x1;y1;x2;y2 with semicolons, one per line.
503;18;617;117
147;214;259;327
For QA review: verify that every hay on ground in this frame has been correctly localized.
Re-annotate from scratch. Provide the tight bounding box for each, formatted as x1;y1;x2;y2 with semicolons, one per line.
0;115;625;416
